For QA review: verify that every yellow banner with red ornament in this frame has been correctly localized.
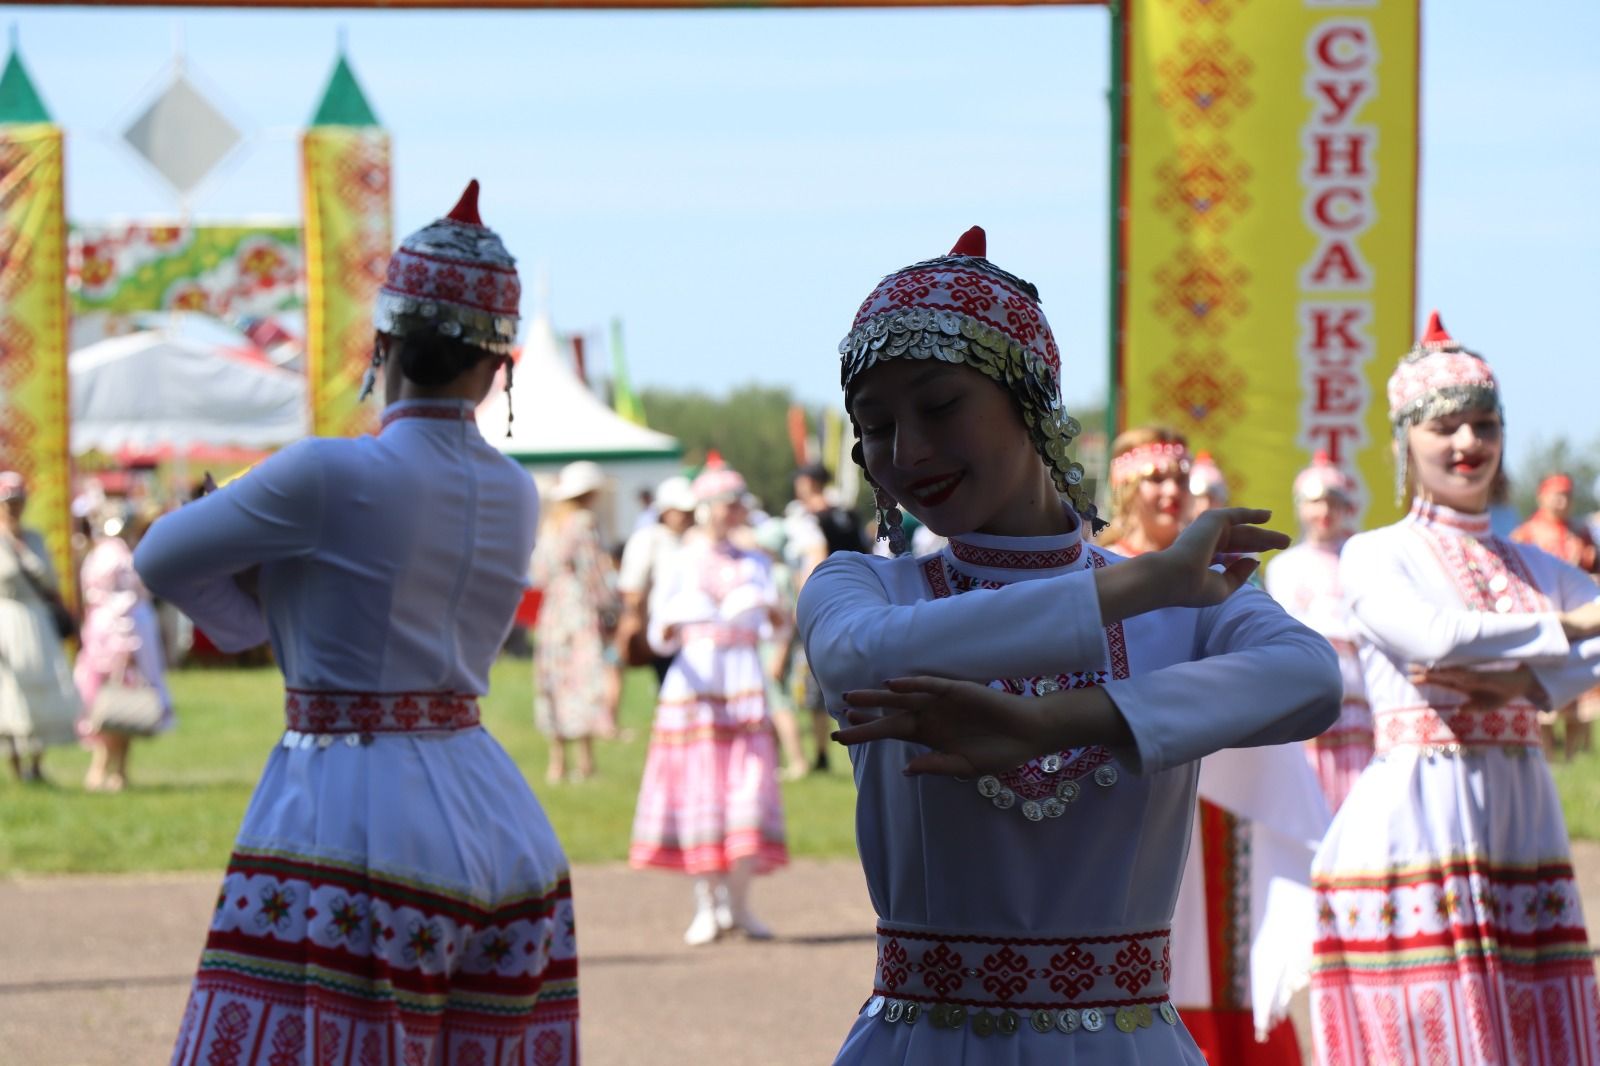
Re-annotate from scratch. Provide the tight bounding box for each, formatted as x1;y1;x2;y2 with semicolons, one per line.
1118;0;1419;528
0;123;73;592
302;126;391;438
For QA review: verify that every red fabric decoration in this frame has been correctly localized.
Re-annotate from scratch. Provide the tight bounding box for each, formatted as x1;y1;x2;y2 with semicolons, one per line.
1420;310;1452;347
948;225;986;258
447;179;483;226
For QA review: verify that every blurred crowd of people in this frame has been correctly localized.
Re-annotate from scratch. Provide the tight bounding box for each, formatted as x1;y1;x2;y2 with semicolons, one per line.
0;471;175;789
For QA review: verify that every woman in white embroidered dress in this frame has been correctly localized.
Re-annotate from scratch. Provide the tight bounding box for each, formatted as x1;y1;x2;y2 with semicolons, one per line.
798;227;1342;1064
141;183;578;1066
1309;313;1600;1066
1264;453;1372;813
629;465;789;944
1100;426;1324;1066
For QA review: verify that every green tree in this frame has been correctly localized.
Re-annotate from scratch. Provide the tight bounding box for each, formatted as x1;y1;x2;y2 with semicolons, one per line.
640;384;806;515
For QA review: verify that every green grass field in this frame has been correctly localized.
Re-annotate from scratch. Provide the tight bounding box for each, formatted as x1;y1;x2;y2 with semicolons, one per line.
0;662;860;875
3;664;1597;875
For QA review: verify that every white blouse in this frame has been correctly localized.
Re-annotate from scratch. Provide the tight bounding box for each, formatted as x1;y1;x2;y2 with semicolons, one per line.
1341;500;1600;720
134;399;538;695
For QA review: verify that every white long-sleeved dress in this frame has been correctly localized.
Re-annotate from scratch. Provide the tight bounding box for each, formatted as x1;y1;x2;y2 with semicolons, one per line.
1310;500;1600;1065
136;399;578;1066
797;514;1341;1064
1265;540;1374;813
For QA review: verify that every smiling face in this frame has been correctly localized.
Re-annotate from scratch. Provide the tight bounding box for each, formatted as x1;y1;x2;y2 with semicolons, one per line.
1128;464;1190;549
1405;406;1503;513
848;360;1061;538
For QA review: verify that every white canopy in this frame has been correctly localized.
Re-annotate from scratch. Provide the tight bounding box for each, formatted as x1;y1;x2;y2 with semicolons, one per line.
70;324;307;455
481;313;680;464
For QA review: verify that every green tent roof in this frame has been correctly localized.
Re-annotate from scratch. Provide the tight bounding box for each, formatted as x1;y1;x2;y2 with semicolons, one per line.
310;53;378;127
0;37;51;124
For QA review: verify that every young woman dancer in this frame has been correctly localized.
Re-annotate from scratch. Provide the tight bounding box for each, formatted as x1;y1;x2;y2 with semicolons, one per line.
1309;314;1600;1065
1264;453;1372;813
799;227;1341;1064
629;465;789;944
142;183;579;1066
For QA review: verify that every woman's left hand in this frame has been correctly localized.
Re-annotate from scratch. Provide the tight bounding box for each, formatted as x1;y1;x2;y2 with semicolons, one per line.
834;677;1056;777
1408;663;1541;713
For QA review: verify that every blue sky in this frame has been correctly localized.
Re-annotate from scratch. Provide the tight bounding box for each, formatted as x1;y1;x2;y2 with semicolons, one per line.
7;0;1598;470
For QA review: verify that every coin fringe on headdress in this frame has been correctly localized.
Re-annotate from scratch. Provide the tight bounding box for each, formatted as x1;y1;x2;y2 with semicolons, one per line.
838;235;1099;529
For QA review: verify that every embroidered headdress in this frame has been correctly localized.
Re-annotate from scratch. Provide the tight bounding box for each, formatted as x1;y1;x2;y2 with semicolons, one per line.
1292;451;1357;505
374;180;520;357
1386;311;1501;502
692;466;747;505
838;226;1096;527
1110;440;1192;488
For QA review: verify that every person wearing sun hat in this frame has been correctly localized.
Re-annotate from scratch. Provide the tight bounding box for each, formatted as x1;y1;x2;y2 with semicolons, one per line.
800;227;1340;1064
531;460;618;783
629;461;789;946
1264;452;1373;813
1308;312;1600;1065
142;181;579;1066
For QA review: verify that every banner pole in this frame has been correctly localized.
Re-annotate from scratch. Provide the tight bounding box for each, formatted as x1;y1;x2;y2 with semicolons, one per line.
1105;0;1125;450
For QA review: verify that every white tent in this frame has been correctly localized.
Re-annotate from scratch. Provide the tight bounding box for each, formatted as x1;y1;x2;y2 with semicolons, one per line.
481;313;681;540
70;323;307;455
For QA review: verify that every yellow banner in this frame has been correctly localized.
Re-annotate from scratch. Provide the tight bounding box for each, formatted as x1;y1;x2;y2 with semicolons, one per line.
302;127;391;438
0;124;72;593
1119;0;1418;529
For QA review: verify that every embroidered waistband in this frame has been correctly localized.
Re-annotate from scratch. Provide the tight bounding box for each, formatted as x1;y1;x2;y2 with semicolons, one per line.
873;924;1171;1011
679;623;759;647
1374;704;1540;755
283;690;481;734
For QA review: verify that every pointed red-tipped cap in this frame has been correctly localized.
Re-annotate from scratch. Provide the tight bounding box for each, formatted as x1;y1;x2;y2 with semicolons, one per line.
1312;450;1333;466
447;179;483;225
1420;310;1452;346
703;448;725;470
949;226;986;258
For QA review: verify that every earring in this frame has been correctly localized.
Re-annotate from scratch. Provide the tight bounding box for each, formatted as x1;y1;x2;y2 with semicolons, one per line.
503;356;516;439
358;348;383;402
873;485;909;556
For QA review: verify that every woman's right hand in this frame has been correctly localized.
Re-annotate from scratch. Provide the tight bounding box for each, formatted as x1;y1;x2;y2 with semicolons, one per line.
1155;507;1290;609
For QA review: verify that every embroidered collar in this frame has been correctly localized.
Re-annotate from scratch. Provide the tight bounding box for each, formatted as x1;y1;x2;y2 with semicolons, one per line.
380;399;477;432
945;518;1088;574
1408;499;1492;539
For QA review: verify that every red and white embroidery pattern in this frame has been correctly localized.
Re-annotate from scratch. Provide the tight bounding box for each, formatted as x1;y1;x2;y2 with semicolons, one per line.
1374;704;1541;754
948;539;1084;571
169;849;579;1066
282;690;480;734
1311;853;1598;1066
848;263;1062;376
921;548;1130;821
875;925;1172;1009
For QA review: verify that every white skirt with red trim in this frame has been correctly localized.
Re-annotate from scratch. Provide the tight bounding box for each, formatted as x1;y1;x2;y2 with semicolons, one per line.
169;711;578;1066
1309;721;1597;1066
1304;696;1375;816
628;638;787;876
